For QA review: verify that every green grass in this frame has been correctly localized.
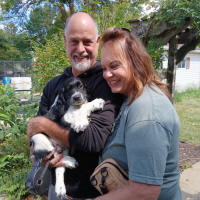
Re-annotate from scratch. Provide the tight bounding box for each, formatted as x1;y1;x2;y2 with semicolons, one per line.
174;88;200;144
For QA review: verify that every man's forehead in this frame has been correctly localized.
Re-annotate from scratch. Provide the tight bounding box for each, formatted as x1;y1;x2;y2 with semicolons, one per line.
67;34;95;41
66;15;97;37
66;26;96;41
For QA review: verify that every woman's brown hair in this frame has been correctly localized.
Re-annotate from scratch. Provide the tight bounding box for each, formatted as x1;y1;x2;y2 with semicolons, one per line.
101;27;171;104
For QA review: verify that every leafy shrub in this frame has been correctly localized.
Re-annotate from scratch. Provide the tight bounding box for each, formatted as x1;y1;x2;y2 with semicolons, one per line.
33;30;70;92
0;84;39;141
0;87;39;199
0;84;19;126
0;134;32;200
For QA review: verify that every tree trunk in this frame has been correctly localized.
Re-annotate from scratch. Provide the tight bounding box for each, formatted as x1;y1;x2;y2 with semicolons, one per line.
84;0;89;6
59;2;68;22
176;35;200;64
68;0;75;14
92;3;97;13
166;36;177;103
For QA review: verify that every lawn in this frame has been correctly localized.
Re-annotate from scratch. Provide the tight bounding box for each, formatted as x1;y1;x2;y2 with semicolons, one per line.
174;89;200;144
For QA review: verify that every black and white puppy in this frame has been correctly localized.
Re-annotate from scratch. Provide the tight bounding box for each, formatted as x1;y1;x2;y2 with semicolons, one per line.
27;77;105;198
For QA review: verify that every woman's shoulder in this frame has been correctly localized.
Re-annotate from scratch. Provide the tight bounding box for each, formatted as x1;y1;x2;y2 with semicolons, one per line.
126;85;178;128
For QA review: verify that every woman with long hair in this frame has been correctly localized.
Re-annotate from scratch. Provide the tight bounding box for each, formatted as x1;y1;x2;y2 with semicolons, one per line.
95;27;181;200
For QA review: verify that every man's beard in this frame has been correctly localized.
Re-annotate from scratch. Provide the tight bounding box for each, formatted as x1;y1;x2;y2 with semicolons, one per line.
72;52;91;72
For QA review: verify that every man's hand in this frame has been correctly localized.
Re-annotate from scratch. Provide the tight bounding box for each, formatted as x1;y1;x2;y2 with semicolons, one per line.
43;150;65;168
27;116;49;139
27;116;70;147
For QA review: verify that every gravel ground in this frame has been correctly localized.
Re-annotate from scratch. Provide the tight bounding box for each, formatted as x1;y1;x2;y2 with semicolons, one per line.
179;141;200;172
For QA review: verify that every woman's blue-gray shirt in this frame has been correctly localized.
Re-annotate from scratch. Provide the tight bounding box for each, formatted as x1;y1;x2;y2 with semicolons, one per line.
102;85;181;200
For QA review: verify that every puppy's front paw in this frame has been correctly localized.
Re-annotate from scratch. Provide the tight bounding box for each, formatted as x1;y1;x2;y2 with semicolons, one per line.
93;98;105;109
62;156;78;169
55;182;66;199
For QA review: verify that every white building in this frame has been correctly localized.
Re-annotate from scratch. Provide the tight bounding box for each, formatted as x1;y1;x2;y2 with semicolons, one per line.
163;48;200;92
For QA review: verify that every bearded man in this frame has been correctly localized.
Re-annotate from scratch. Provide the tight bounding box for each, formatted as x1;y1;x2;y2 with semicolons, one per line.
27;12;122;200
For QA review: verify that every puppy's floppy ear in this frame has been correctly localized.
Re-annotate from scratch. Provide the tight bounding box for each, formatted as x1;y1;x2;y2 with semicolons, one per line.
58;87;66;104
47;92;65;121
56;90;71;117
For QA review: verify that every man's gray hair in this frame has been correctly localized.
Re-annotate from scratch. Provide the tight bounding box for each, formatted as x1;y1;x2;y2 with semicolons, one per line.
64;12;99;39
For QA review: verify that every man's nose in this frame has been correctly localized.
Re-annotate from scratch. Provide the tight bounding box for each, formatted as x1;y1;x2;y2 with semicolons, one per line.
77;42;85;53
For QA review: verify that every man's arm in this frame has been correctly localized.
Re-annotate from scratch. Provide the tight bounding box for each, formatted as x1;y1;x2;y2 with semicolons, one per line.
27;99;115;150
27;116;69;147
95;180;161;200
27;116;69;167
68;100;116;153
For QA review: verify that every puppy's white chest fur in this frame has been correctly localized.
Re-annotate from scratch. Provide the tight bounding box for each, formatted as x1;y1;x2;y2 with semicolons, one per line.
63;98;105;132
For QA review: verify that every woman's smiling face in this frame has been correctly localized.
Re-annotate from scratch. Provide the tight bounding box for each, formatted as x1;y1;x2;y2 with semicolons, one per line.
101;41;130;96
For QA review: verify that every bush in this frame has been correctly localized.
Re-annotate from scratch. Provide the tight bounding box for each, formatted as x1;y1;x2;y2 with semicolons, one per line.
33;30;70;92
0;86;39;199
0;84;19;126
0;134;32;200
0;84;39;141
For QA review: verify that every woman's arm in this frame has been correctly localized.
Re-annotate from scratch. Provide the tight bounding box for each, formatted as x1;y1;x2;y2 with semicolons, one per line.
95;180;160;200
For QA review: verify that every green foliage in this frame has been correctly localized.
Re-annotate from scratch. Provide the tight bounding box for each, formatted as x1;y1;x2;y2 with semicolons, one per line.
174;88;200;103
0;28;32;61
180;163;192;170
0;88;39;199
0;84;39;141
83;0;143;34
24;4;65;45
0;134;32;200
155;0;200;29
146;38;165;70
0;84;19;127
33;30;70;92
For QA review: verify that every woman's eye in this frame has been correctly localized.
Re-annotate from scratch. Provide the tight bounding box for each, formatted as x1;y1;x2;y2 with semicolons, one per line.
110;65;118;70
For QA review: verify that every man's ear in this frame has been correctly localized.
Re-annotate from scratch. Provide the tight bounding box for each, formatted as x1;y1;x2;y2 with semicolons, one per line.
97;35;101;43
96;35;100;51
96;35;101;46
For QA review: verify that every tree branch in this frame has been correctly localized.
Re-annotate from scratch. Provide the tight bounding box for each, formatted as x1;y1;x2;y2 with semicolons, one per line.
176;34;200;64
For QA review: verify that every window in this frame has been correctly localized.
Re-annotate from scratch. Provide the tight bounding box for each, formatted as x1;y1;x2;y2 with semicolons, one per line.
178;57;190;69
178;59;186;68
186;57;190;69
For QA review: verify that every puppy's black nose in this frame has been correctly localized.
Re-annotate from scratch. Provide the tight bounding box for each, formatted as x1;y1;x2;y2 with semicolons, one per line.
73;94;81;101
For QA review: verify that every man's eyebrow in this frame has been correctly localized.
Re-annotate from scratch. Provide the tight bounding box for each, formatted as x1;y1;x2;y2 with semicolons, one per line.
68;36;93;41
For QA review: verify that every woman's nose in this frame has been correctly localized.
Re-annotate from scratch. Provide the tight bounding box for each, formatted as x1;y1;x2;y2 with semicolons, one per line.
103;69;113;79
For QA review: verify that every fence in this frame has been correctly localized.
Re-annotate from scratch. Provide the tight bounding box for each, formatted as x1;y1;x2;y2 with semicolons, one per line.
0;60;32;79
0;60;32;91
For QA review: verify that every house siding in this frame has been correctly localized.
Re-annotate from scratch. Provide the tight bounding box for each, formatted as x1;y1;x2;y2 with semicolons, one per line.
176;54;200;92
